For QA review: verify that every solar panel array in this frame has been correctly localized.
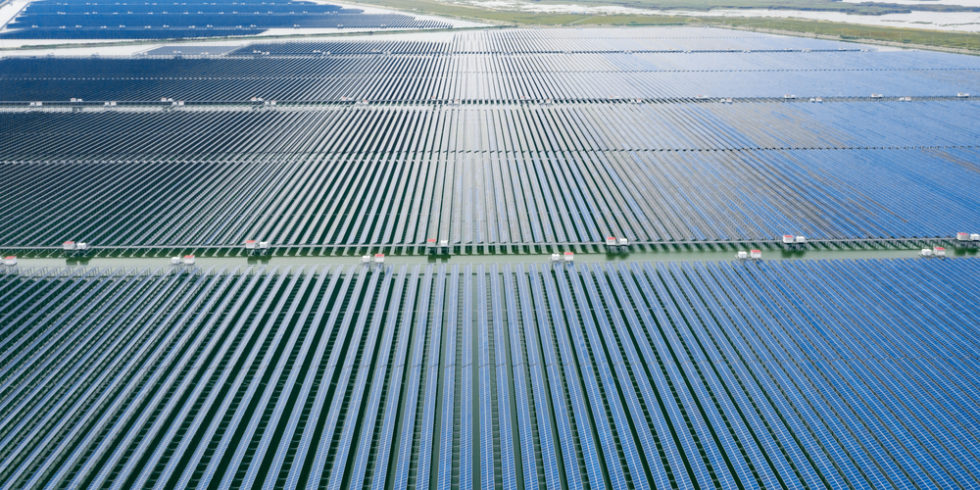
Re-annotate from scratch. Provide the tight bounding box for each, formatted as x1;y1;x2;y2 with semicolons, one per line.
1;123;977;249
1;28;977;251
2;257;978;488
142;45;241;56
3;26;980;489
3;49;978;101
0;0;450;39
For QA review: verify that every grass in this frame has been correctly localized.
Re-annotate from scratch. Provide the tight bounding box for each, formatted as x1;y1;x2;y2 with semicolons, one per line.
706;16;980;52
544;0;979;15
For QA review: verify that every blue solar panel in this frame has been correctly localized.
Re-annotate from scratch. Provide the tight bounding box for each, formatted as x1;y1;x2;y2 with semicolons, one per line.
460;264;474;490
412;265;446;490
1;26;979;490
0;0;448;39
1;258;979;487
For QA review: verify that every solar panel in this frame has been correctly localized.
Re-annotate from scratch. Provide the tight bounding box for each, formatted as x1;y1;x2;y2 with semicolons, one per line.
2;257;979;487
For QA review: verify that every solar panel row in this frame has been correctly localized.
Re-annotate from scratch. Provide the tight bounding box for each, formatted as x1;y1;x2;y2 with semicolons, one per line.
1;257;978;488
3;49;977;101
0;29;977;252
0;0;449;39
448;27;858;52
1;101;977;249
5;102;975;155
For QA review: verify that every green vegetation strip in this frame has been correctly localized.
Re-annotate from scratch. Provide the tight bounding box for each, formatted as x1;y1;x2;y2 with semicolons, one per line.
709;16;980;53
545;0;980;15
